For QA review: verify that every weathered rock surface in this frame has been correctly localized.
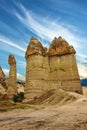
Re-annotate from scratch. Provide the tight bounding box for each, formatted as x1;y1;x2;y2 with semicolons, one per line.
49;54;81;93
49;37;76;56
82;87;87;96
0;84;6;98
25;37;46;58
17;81;25;94
8;54;17;99
25;37;82;100
0;67;5;80
0;67;7;98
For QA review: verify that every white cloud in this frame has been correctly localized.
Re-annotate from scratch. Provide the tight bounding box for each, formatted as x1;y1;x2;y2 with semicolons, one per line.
77;53;87;59
17;73;25;81
13;4;81;49
3;68;25;81
0;35;26;52
77;64;87;79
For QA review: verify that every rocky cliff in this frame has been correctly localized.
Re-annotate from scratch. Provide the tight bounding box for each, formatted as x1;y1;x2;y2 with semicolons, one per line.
25;37;82;100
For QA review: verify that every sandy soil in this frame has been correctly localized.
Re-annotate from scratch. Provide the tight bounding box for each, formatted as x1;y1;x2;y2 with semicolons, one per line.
0;89;87;130
0;97;87;130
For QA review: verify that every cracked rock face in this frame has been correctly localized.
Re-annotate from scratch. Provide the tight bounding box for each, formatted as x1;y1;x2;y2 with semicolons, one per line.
25;37;82;100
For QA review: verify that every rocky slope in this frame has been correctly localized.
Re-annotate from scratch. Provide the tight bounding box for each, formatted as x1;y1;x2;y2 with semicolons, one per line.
0;90;87;130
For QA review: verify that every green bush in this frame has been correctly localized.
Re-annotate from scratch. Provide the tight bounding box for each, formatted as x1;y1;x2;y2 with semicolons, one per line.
13;92;24;103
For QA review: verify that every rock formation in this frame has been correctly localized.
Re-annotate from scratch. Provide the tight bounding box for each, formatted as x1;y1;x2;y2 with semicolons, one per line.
0;67;7;97
25;37;49;100
49;37;81;93
17;81;25;94
8;54;17;99
0;66;5;81
25;37;82;100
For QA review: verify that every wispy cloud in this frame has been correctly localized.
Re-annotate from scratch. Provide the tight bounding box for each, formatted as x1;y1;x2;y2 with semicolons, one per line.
0;35;26;52
12;3;87;69
13;4;82;49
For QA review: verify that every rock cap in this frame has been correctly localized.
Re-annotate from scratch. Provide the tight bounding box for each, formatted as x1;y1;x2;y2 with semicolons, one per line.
49;36;76;56
25;37;45;59
8;54;16;65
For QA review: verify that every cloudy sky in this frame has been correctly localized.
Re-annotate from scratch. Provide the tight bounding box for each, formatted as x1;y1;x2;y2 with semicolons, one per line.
0;0;87;80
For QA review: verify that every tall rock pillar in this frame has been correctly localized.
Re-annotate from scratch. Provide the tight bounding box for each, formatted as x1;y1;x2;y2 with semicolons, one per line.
49;37;82;94
8;54;17;99
25;37;49;100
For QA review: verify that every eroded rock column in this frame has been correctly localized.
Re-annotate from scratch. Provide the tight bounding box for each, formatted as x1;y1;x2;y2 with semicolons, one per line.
8;54;17;99
25;37;49;100
49;37;82;94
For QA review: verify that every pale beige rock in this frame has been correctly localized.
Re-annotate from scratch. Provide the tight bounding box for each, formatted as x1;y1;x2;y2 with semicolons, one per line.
83;87;87;96
8;54;17;99
25;54;49;99
49;54;82;93
17;83;25;94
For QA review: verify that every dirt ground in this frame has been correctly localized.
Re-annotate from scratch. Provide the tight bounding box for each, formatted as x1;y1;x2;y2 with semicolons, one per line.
0;96;87;130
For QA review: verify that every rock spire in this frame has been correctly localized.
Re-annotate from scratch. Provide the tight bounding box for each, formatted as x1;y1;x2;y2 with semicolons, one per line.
8;54;17;99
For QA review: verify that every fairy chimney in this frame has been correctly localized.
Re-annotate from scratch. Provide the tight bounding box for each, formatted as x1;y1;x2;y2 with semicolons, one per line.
25;37;82;100
8;54;17;98
49;37;82;93
25;37;49;100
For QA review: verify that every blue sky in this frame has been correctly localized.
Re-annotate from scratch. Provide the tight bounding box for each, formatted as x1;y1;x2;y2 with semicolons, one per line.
0;0;87;80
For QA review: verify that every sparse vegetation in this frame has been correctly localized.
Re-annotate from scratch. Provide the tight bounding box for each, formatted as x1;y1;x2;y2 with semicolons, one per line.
13;92;24;103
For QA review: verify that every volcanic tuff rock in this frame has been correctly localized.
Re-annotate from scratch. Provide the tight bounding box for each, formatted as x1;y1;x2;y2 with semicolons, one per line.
25;37;46;58
8;54;16;65
0;67;5;80
49;37;76;56
0;67;7;97
25;37;82;100
8;54;17;99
